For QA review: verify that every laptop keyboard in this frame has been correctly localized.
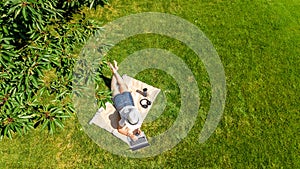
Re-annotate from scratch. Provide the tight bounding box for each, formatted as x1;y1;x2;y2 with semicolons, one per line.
129;136;147;146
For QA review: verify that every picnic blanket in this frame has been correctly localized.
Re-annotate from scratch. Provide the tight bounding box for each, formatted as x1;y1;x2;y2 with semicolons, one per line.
89;75;161;145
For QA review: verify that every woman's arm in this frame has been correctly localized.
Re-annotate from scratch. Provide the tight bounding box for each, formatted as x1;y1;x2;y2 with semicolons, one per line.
117;125;138;141
117;125;128;135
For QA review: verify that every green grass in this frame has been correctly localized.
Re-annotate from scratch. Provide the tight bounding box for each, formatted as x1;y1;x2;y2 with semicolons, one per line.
1;0;299;168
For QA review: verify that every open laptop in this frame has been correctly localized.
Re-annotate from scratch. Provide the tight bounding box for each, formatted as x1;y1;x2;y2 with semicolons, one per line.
127;132;150;151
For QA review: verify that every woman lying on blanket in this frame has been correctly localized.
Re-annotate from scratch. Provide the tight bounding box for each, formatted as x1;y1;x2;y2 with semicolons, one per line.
109;60;142;141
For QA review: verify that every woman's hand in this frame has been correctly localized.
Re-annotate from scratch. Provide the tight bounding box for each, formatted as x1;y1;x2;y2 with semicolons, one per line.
132;128;142;136
128;133;138;141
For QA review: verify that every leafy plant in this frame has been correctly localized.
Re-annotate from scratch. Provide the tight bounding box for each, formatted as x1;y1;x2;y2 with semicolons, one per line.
0;0;110;139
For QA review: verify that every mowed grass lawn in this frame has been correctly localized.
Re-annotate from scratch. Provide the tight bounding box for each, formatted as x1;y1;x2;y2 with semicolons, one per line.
1;0;299;168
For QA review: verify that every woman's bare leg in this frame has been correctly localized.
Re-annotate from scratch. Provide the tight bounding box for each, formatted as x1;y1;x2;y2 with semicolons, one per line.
113;70;129;93
109;61;129;96
111;75;120;97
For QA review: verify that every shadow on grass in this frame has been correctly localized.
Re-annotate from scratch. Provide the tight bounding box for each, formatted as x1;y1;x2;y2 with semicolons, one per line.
99;74;111;89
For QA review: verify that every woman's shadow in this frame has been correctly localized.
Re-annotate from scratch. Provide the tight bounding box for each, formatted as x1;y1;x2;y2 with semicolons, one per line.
108;110;120;130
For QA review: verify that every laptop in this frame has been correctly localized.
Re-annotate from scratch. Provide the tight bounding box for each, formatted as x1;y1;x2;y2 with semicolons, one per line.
127;132;150;151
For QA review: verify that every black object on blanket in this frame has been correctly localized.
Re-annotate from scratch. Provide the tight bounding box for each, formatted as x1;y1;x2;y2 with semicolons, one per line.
136;88;148;97
140;98;151;109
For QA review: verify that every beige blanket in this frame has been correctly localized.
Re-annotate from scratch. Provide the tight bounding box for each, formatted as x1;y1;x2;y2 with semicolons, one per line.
89;75;161;143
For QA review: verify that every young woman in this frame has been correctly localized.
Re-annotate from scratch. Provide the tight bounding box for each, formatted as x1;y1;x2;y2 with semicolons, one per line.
109;61;142;141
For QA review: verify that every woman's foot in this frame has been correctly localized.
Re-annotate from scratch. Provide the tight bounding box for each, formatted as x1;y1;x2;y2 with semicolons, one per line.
113;60;119;71
108;60;118;74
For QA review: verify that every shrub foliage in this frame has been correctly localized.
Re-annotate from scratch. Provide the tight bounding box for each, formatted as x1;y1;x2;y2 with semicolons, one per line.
0;0;108;139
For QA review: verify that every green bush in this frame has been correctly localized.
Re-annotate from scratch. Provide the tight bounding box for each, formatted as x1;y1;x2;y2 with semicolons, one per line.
0;0;109;139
